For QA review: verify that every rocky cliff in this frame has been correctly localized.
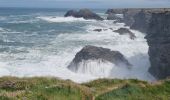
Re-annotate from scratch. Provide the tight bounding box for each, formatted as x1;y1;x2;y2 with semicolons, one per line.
130;9;170;33
130;10;151;33
146;11;170;79
106;8;170;33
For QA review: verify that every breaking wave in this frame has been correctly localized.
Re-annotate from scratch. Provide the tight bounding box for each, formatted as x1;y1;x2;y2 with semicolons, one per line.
0;10;155;83
37;16;96;23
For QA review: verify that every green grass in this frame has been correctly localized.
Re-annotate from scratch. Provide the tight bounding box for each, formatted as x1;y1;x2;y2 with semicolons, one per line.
0;77;169;100
95;79;170;100
0;77;92;100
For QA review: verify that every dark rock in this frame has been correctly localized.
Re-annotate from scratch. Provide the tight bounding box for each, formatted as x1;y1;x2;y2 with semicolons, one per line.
109;28;113;30
124;8;170;32
93;29;102;32
122;9;142;26
68;45;131;71
64;9;103;20
107;14;124;23
106;8;142;26
106;9;126;14
64;10;77;17
130;10;151;33
114;28;136;40
146;11;170;79
106;8;170;33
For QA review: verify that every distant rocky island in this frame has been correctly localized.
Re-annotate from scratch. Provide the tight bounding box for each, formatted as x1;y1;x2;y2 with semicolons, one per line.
64;9;103;20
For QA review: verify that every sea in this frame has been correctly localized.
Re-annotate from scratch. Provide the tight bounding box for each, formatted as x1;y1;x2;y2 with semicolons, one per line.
0;7;155;83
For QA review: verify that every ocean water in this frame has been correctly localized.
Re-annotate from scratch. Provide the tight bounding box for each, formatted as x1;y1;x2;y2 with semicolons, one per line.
0;8;155;83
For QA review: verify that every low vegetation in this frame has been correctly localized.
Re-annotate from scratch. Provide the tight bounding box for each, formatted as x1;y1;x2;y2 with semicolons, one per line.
0;77;169;100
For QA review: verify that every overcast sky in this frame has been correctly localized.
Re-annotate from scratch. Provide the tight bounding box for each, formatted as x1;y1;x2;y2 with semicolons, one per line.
0;0;170;8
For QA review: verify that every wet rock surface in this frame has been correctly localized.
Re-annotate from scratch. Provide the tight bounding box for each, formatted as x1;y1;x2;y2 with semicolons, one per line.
93;29;102;32
64;9;103;20
68;45;131;71
146;11;170;79
114;28;136;40
106;8;170;33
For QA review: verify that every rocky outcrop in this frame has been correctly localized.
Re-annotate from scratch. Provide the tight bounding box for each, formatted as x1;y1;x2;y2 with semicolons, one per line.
146;11;170;79
93;29;102;32
130;10;151;33
68;45;131;72
107;14;124;23
130;9;170;33
114;28;136;40
123;9;142;26
106;8;170;33
106;8;142;26
64;9;103;20
106;9;126;14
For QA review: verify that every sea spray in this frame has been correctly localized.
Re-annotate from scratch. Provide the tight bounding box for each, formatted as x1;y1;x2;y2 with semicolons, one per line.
0;9;155;83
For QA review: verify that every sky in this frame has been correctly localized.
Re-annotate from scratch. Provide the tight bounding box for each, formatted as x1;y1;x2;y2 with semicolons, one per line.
0;0;170;8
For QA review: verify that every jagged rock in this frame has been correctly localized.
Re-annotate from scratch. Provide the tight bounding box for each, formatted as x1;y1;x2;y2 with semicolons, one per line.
106;8;170;33
68;45;131;72
107;14;124;23
114;28;136;40
123;9;142;26
64;10;77;17
106;8;142;26
64;9;103;20
106;9;126;14
130;10;151;33
146;11;170;79
93;29;102;32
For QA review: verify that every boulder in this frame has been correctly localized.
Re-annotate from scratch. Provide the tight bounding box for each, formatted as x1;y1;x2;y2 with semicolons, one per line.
68;45;131;72
93;29;102;32
114;28;136;40
146;11;170;79
64;9;103;20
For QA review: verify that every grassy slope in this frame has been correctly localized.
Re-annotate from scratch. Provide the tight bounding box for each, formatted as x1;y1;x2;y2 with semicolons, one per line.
84;79;170;100
0;77;169;100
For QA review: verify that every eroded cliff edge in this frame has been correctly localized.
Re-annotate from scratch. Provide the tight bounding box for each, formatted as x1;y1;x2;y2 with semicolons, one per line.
146;11;170;79
106;8;170;33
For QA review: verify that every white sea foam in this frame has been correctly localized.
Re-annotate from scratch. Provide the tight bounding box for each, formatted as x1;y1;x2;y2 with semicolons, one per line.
0;16;6;21
70;59;114;78
8;20;37;24
0;15;155;83
37;16;95;23
52;21;155;82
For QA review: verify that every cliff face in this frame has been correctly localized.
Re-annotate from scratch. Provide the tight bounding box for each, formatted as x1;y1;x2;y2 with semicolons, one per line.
106;8;141;26
130;10;151;33
146;12;170;79
106;8;170;33
131;9;170;33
